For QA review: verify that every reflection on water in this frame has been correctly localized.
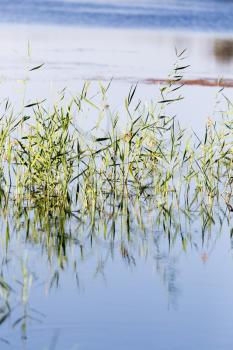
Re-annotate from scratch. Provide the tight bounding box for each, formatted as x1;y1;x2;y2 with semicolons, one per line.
0;187;232;348
213;39;233;63
0;70;232;348
0;45;232;350
0;2;232;349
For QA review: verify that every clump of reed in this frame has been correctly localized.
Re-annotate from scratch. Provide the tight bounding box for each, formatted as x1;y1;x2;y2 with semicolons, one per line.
13;100;76;209
0;51;231;217
0;52;232;345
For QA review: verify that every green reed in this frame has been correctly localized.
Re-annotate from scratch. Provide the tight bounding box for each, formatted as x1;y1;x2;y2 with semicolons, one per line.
7;81;231;216
0;50;231;224
0;51;232;346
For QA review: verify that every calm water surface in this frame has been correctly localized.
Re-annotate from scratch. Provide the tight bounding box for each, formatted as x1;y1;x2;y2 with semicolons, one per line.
1;0;233;32
0;197;233;350
0;1;233;350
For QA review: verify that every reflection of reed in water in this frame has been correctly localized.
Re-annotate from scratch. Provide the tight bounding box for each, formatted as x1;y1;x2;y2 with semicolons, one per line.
0;52;233;347
213;39;233;62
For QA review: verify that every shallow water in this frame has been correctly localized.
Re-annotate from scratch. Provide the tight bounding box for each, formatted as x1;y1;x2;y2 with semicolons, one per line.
0;197;233;350
1;1;233;349
0;25;233;135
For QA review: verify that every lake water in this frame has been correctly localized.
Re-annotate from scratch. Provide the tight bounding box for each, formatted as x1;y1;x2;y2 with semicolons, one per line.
1;0;233;32
1;2;233;350
2;193;233;350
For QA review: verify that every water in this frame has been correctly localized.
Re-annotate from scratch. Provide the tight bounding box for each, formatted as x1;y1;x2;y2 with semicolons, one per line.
1;1;233;349
1;194;233;350
0;0;233;32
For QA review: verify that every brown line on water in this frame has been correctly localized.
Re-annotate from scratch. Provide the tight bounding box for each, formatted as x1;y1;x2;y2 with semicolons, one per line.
143;78;233;88
88;76;233;88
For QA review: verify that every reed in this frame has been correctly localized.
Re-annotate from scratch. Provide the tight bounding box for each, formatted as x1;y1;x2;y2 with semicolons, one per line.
0;52;232;347
0;53;227;217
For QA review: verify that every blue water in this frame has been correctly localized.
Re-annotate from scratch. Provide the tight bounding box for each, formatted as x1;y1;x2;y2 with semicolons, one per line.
1;1;233;349
1;198;233;350
1;0;233;32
